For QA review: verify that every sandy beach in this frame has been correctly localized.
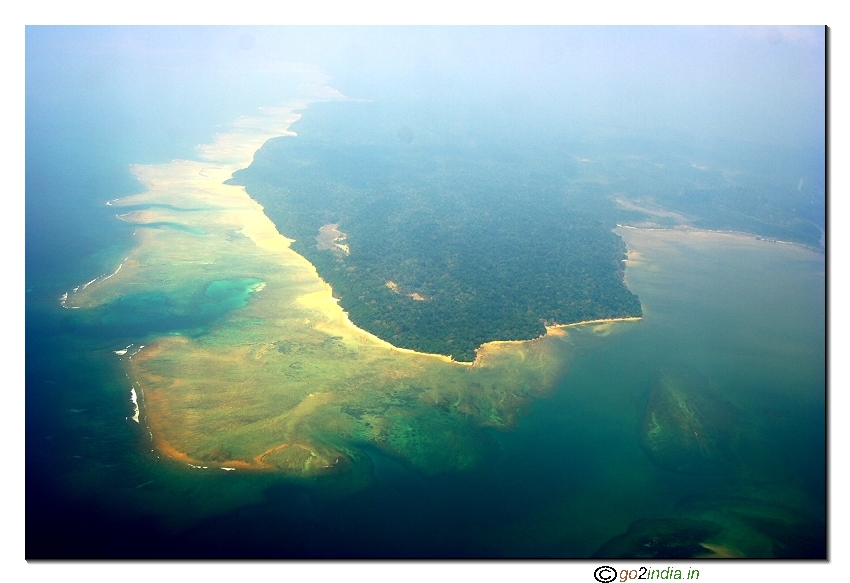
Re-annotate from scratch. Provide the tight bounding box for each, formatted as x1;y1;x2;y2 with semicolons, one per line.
58;88;663;476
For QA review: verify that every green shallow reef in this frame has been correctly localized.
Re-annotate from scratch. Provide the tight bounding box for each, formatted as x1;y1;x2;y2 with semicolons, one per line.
593;517;726;559
639;370;741;476
594;489;826;559
54;103;824;558
62;106;580;488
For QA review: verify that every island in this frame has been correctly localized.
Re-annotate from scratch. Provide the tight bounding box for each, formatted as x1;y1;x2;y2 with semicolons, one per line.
229;100;643;361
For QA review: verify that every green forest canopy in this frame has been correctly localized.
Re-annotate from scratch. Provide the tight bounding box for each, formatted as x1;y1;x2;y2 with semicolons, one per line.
230;101;821;361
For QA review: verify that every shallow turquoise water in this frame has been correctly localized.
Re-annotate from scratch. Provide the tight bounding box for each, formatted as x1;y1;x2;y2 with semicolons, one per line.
25;27;825;560
26;220;825;557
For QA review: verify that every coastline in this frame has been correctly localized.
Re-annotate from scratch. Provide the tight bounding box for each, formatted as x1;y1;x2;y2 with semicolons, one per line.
58;97;820;480
472;316;644;354
615;223;825;255
548;316;643;331
61;96;634;473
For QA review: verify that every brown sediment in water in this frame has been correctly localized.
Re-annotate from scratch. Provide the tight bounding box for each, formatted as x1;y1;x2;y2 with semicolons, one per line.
471;316;643;362
696;542;746;558
616;223;823;255
550;316;643;329
62;97;631;479
150;435;203;468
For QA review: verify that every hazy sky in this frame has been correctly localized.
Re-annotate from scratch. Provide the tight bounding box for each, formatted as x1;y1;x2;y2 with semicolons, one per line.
27;26;825;153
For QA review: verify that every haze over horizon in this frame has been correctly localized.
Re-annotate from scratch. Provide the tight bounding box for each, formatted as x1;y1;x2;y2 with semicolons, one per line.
24;25;827;562
27;26;825;151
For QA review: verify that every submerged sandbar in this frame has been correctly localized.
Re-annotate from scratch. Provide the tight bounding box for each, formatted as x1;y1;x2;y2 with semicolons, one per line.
64;97;643;479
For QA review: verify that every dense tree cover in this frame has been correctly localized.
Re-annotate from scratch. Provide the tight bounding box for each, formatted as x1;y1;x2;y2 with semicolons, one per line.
574;135;825;248
230;101;642;361
231;101;822;359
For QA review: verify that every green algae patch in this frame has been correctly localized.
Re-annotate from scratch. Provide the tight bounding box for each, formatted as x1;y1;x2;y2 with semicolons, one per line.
639;370;741;475
63;102;603;484
593;517;725;559
130;314;569;480
594;486;826;558
202;278;265;312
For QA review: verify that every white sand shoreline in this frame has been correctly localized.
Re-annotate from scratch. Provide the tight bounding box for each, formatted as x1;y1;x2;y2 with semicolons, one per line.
616;223;824;254
65;94;645;376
